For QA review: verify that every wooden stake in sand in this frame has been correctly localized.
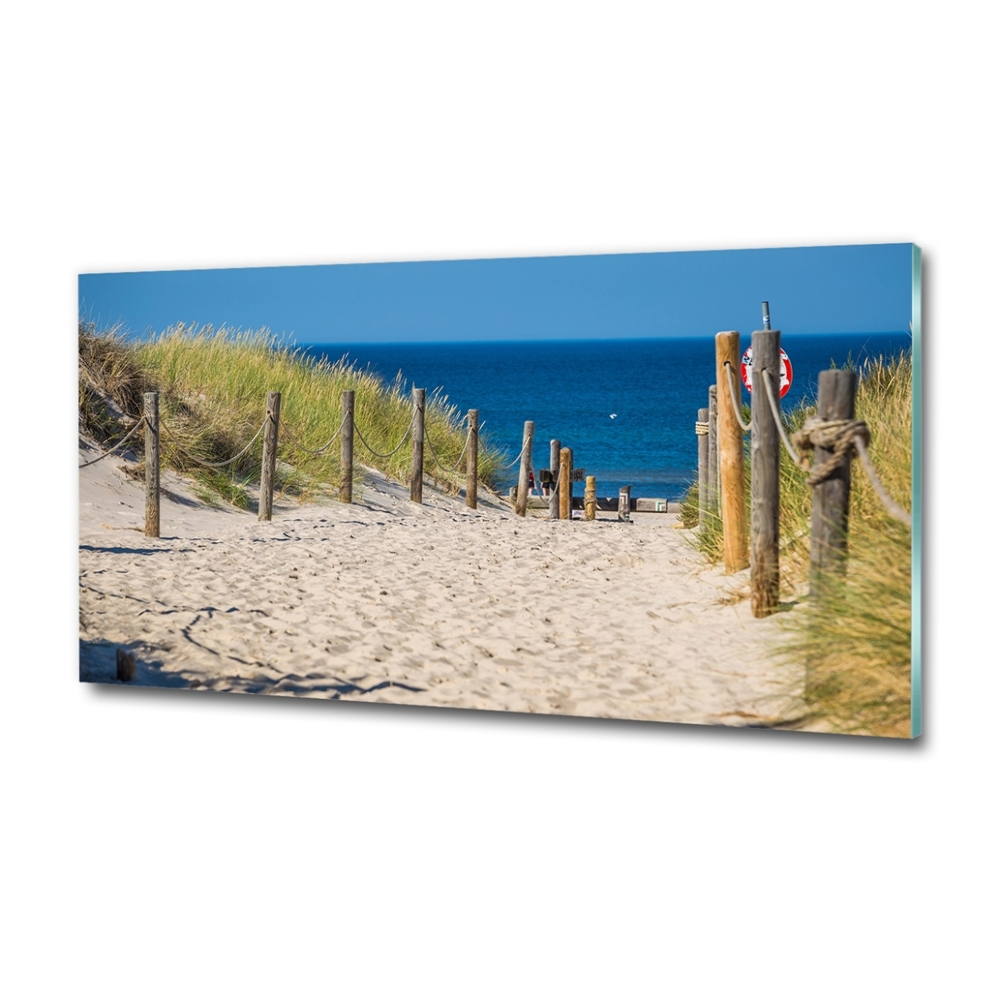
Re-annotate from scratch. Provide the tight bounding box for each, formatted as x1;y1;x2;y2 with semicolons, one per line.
618;485;632;522
515;420;534;517
584;475;597;520
258;391;281;522
810;369;857;593
144;391;159;538
466;409;478;509
750;329;780;617
549;438;561;520
708;385;719;512
715;332;748;572
116;647;136;683
697;406;709;529
410;388;425;504
340;390;354;504
559;447;571;519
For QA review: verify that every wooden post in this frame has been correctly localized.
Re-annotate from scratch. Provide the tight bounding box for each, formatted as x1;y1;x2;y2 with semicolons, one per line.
618;485;632;522
258;391;281;522
697;406;709;529
339;390;354;504
559;447;571;519
810;369;857;592
715;332;748;572
410;387;425;504
584;475;597;520
566;447;574;512
707;385;719;512
549;438;561;520
466;409;478;509
515;420;534;517
115;647;136;683
143;391;159;538
750;329;781;617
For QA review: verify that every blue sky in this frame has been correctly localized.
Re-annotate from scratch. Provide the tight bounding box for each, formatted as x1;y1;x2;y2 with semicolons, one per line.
79;243;913;344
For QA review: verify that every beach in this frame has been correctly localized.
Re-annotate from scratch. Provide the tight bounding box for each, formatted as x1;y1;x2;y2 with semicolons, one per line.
79;445;805;728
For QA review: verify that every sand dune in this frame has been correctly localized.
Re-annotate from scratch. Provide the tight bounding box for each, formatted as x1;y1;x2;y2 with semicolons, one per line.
79;444;804;728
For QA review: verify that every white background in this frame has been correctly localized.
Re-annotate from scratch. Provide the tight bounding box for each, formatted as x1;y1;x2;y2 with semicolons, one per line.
2;3;996;997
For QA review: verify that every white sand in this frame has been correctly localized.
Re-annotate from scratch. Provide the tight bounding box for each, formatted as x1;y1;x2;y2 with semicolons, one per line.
79;443;805;727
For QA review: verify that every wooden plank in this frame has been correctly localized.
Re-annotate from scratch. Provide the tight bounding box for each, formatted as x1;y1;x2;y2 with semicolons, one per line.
340;389;354;504
810;369;857;592
515;420;534;517
750;329;781;617
258;391;281;522
715;331;748;572
144;391;159;538
410;387;425;504
466;408;478;509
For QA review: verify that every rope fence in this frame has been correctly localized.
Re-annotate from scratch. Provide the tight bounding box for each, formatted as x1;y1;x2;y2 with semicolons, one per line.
78;417;147;468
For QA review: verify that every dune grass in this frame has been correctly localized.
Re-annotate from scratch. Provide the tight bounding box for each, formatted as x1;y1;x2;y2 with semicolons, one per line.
682;353;913;736
79;323;503;507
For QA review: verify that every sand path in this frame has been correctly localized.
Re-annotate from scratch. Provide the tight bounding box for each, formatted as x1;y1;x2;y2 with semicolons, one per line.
79;446;804;727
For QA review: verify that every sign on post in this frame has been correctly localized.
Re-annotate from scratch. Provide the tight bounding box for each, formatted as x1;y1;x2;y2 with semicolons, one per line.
741;346;793;397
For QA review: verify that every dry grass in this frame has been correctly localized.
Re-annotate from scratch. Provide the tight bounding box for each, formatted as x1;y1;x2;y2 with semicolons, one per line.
80;324;503;507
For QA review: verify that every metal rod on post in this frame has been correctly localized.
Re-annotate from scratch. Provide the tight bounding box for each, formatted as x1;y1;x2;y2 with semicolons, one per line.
697;406;709;529
410;388;425;504
515;420;534;517
761;301;771;331
750;329;781;617
707;385;719;513
810;369;857;594
144;391;159;538
715;332;748;572
258;391;280;522
340;389;354;504
549;438;561;520
466;409;478;509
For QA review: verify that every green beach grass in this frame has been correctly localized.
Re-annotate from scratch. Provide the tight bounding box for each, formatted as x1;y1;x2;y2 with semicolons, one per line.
79;323;503;508
682;353;913;736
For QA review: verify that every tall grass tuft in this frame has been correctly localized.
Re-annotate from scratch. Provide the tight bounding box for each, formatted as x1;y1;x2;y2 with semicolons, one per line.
80;324;503;505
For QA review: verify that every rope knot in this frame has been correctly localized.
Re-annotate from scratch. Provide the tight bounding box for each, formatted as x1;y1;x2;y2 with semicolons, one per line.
791;417;870;486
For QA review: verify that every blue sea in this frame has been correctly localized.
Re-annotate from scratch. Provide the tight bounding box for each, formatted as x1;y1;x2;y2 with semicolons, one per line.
302;334;911;500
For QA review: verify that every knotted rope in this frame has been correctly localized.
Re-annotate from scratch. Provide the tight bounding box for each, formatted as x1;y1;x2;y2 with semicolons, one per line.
791;417;870;487
694;420;709;436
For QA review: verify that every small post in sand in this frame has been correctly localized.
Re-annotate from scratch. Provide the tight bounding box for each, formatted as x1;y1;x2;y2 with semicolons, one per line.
697;406;709;529
715;331;748;572
410;388;425;504
584;475;597;520
258;391;281;522
515;420;534;517
559;447;571;519
708;385;719;512
750;329;781;617
340;389;354;504
466;409;478;509
810;368;857;593
144;391;159;538
618;485;632;522
549;438;561;520
566;447;574;512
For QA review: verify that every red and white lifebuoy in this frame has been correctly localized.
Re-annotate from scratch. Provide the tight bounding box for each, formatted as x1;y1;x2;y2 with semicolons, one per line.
741;346;793;398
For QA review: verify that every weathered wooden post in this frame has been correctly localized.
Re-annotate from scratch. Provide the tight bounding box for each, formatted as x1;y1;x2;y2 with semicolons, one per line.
115;647;136;683
339;389;354;504
515;420;534;517
549;438;561;520
410;387;425;504
707;385;719;512
750;329;781;617
715;332;748;572
618;485;632;522
810;369;857;592
143;391;159;538
258;391;281;522
584;475;597;520
566;447;574;512
559;447;571;520
466;409;478;509
697;406;709;529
